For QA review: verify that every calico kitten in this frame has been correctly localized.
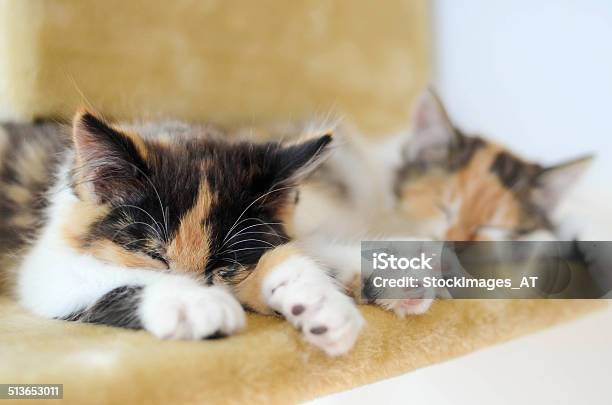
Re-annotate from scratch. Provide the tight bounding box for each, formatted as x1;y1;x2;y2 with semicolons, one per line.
0;112;363;356
296;89;592;316
394;89;592;241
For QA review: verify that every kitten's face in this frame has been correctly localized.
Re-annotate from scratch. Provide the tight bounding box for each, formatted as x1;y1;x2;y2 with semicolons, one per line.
64;112;331;284
395;91;591;241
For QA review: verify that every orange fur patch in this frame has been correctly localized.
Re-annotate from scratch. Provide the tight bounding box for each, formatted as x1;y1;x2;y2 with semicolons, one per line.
234;243;301;314
398;144;525;240
398;173;448;220
88;239;167;270
446;147;522;240
166;181;213;273
277;198;297;238
62;200;109;252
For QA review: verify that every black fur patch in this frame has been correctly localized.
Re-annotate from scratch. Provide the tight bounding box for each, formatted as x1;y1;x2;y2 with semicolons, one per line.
63;285;144;329
489;151;555;234
202;137;331;278
448;130;485;171
490;151;542;190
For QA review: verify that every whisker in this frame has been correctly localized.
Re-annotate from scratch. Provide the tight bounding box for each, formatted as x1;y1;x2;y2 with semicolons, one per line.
228;230;289;240
125;162;170;240
223;246;275;257
121;238;154;249
110;204;166;240
221;186;294;244
221;238;277;253
111;221;162;243
221;221;284;248
216;257;245;267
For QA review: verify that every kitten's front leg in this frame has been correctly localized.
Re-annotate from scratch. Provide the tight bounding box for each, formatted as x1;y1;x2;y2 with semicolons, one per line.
138;278;246;340
300;236;435;317
18;252;245;340
236;244;364;356
67;277;246;340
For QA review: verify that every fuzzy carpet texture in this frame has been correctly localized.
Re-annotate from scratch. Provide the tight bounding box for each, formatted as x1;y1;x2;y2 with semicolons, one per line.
0;298;603;404
0;0;429;135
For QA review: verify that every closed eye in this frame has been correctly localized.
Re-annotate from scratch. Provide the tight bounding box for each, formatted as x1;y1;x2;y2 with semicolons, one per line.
476;225;517;240
148;252;170;269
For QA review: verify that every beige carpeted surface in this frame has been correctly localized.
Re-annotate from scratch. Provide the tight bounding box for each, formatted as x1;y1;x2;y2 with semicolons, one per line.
0;297;603;404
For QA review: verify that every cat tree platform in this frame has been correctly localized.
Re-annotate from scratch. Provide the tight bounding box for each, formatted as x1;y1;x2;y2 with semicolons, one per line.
0;298;602;404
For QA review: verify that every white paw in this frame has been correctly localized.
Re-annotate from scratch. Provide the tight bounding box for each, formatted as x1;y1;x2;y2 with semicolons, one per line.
140;279;246;340
377;298;434;317
263;256;364;356
374;281;436;317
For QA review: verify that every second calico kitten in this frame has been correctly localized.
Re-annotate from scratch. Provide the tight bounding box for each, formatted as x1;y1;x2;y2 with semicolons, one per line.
294;89;592;316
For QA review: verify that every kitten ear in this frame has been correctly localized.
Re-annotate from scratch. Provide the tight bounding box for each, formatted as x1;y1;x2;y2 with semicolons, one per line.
530;155;593;210
72;110;148;204
404;88;459;162
276;134;333;183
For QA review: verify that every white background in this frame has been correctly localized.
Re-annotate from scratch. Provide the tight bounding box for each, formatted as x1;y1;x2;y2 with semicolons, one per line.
433;0;612;188
310;2;612;403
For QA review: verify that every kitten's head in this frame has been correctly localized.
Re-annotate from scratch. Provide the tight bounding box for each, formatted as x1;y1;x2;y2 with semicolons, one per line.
64;111;331;284
395;89;592;240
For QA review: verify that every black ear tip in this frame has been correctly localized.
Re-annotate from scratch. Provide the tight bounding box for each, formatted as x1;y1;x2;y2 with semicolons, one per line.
319;133;333;147
74;109;105;130
73;109;116;141
74;108;94;122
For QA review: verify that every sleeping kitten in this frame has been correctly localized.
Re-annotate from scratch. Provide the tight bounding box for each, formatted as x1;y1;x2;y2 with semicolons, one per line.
295;89;592;316
0;112;363;356
393;89;592;241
